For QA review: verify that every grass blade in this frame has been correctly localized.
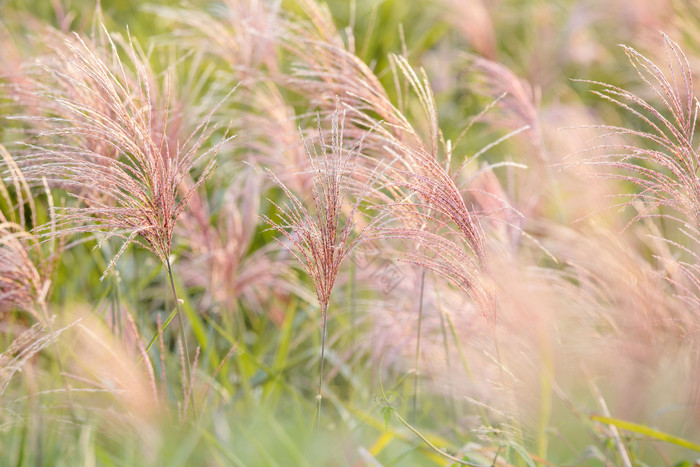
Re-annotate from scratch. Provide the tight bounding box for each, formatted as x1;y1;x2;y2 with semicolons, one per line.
137;307;178;365
591;415;700;452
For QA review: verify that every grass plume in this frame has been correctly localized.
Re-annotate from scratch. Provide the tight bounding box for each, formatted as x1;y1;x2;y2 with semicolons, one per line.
263;106;384;430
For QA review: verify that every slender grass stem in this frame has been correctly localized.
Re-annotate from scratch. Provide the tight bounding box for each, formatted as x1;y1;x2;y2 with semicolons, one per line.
315;306;328;436
392;409;481;467
114;271;122;338
38;303;76;421
106;243;122;338
437;298;457;421
412;268;426;420
379;369;479;467
537;328;553;462
166;257;196;417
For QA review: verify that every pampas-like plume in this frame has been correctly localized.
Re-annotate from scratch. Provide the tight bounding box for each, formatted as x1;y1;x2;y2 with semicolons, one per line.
11;27;228;279
281;7;497;311
263;107;382;428
8;25;234;416
579;34;699;224
579;34;700;308
0;145;55;320
264;110;377;322
276;2;506;317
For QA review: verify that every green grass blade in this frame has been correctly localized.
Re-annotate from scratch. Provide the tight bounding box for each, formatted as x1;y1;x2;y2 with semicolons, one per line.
136;307;177;365
591;415;700;452
507;440;537;467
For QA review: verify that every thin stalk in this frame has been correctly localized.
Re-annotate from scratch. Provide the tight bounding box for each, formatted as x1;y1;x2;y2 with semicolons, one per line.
412;268;426;420
106;243;122;338
113;271;122;338
437;300;457;421
537;327;553;462
348;256;356;352
347;255;357;399
38;303;76;421
315;306;328;436
589;375;633;467
392;409;481;467
165;257;196;417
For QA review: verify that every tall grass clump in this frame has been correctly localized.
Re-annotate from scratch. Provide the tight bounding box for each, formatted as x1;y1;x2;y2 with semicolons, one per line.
578;34;700;310
7;24;233;414
277;3;507;321
264;107;386;430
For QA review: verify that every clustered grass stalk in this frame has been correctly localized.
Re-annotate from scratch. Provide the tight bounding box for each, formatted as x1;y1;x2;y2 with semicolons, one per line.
165;257;195;415
5;23;232;417
412;268;425;420
282;17;499;319
577;34;700;307
264;107;386;429
315;302;328;433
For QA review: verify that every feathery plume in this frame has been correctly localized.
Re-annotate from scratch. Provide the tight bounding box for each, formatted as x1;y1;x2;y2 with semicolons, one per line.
579;34;699;223
579;34;700;308
0;145;54;320
281;10;498;315
263;106;382;428
9;25;234;417
11;27;229;279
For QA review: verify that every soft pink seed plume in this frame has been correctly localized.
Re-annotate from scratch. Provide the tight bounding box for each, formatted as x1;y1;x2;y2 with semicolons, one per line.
10;26;233;279
579;34;700;308
263;108;385;317
0;145;56;320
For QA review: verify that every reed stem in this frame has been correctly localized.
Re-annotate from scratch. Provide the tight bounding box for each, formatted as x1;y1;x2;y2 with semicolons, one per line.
315;305;328;435
412;268;426;420
166;257;196;417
